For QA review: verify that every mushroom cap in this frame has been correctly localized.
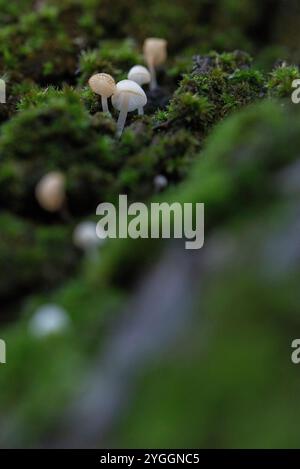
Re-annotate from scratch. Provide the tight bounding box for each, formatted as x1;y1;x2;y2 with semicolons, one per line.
112;80;147;112
35;171;65;212
88;73;116;97
29;304;70;338
143;38;167;66
128;65;151;86
154;174;168;190
73;221;104;251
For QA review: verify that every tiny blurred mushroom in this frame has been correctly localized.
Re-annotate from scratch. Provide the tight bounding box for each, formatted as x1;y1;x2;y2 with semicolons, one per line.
154;174;168;191
29;304;70;338
73;221;105;253
143;38;167;90
35;171;66;213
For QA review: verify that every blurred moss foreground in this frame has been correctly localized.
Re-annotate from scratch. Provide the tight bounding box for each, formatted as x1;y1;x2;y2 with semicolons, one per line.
0;0;300;448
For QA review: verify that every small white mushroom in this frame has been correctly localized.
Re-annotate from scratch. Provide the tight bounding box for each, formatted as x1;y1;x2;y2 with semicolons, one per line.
73;221;104;252
112;79;147;137
154;174;168;191
128;65;151;87
29;304;70;338
143;38;167;90
35;171;66;213
88;73;116;114
128;66;151;114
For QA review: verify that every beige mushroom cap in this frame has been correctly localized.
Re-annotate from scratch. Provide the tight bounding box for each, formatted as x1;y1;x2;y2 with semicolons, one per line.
35;172;65;212
143;38;167;66
112;80;147;112
88;73;116;98
128;65;151;86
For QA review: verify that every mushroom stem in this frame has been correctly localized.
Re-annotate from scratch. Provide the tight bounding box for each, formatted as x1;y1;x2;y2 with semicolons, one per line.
149;63;157;91
116;94;129;138
101;95;109;114
138;107;144;116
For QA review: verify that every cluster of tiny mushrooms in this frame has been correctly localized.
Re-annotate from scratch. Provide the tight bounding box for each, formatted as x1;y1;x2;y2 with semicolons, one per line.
34;39;168;246
89;38;167;138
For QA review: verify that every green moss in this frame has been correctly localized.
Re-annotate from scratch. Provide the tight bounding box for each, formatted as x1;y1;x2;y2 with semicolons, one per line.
0;213;79;301
91;100;300;290
2;48;296;222
267;65;300;98
116;128;199;199
0;1;36;27
0;6;77;82
161;52;265;135
0;280;123;444
78;39;142;85
0;89;119;215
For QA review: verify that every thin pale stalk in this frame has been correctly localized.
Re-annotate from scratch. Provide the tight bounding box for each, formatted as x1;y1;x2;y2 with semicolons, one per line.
101;96;109;114
149;64;157;91
116;94;129;138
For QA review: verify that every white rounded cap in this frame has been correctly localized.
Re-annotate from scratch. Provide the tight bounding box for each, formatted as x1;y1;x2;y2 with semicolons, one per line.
88;73;116;97
128;65;151;86
29;304;70;338
73;221;104;251
112;80;147;112
35;171;65;212
154;174;168;190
